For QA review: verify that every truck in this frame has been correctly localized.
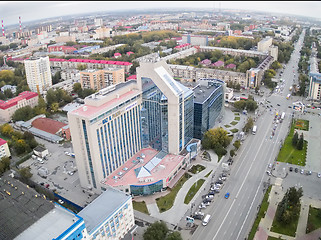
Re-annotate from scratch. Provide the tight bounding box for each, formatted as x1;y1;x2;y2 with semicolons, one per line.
202;214;211;226
252;125;257;135
280;112;285;122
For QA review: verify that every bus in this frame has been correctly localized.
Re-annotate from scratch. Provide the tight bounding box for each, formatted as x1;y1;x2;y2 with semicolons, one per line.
252;125;257;135
286;94;291;100
202;214;211;226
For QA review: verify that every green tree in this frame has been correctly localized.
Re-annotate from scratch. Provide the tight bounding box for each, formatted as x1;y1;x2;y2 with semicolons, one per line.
12;106;36;122
243;117;254;133
46;88;57;106
0;157;11;175
233;140;241;150
14;139;27;155
202;127;231;157
246;100;258;112
292;131;298;147
233;100;247;111
165;231;183;240
19;167;33;180
50;102;59;112
143;221;168;240
230;149;236;157
4;89;13;98
73;83;82;94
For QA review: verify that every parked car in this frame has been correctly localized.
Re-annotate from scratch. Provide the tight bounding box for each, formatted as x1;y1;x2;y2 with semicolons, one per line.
317;173;321;178
266;171;271;176
300;169;304;174
289;167;293;172
58;199;64;204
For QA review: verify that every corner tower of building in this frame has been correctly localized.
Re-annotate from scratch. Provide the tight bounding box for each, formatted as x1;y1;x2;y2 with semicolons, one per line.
137;60;194;155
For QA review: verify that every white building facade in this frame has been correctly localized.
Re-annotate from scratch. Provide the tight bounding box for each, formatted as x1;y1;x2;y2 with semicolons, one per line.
24;56;52;94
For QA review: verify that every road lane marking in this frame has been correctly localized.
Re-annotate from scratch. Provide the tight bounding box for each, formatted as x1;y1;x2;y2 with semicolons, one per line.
211;117;272;240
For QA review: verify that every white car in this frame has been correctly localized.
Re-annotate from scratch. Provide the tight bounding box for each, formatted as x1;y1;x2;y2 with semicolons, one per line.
317;173;321;178
58;199;64;204
266;171;271;176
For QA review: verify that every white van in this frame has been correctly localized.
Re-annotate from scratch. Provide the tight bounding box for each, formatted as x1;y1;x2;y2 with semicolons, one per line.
202;214;211;226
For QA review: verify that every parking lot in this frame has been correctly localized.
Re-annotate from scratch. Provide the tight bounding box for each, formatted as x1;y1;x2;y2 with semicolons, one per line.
20;137;98;207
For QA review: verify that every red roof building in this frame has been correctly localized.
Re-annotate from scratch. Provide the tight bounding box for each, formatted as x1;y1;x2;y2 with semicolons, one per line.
126;75;137;81
31;117;71;140
0;91;39;122
126;51;134;56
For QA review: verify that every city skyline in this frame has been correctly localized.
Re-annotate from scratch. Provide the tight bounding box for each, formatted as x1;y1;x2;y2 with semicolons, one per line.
0;1;320;26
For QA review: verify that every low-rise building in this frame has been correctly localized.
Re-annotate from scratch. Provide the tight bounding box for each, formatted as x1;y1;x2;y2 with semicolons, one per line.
0;138;11;159
0;91;38;122
0;85;17;94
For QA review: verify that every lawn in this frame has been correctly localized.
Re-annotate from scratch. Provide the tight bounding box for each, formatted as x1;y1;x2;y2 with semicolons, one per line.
205;170;213;178
234;112;240;116
230;128;239;133
306;206;321;233
156;173;191;212
188;164;206;174
230;121;238;126
277;120;307;166
270;204;301;237
224;124;231;128
234;116;241;121
248;186;272;240
294;119;309;131
184;179;205;204
132;201;149;215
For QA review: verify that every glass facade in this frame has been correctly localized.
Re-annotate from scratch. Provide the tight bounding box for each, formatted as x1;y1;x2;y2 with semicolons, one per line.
141;77;166;151
130;180;163;195
193;81;224;140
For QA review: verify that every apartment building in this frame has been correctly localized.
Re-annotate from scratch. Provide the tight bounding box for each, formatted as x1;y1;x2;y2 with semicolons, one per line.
80;68;125;91
0;91;39;122
24;56;52;94
0;138;11;159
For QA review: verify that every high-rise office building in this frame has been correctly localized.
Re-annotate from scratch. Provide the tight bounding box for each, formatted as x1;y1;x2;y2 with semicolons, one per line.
68;60;196;192
68;81;142;191
137;60;194;155
24;56;52;94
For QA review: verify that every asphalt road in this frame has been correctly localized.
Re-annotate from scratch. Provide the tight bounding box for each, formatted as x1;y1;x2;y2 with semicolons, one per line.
192;30;306;240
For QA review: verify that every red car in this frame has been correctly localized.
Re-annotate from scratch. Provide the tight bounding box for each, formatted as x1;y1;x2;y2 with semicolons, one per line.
45;184;50;188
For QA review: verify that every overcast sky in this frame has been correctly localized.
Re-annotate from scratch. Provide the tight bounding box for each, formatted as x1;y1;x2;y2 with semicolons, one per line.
0;1;320;26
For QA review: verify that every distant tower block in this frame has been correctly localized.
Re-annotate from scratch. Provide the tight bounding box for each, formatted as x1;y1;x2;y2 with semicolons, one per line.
1;20;4;37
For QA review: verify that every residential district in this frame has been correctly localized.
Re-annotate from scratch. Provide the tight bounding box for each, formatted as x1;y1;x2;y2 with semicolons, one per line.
0;5;321;240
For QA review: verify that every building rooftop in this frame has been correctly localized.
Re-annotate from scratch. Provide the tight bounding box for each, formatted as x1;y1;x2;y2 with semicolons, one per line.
0;91;38;110
0;138;7;146
102;148;184;188
49;58;132;66
193;79;224;104
31;117;67;135
0;173;55;240
15;204;82;240
78;187;131;234
70;81;140;118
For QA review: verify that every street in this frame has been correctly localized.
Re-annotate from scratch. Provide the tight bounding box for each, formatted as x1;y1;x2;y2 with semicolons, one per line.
190;30;307;240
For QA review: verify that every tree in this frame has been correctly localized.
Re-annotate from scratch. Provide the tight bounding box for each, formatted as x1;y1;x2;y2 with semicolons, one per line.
202;127;231;158
0;157;11;175
46;88;57;106
19;167;33;180
243;117;254;133
0;124;14;137
230;149;236;157
233;140;241;150
73;82;82;94
77;64;87;71
50;102;59;112
292;131;298;147
165;231;183;240
14;139;28;155
297;133;304;150
143;221;168;240
12;106;36;122
233;100;247;111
